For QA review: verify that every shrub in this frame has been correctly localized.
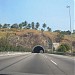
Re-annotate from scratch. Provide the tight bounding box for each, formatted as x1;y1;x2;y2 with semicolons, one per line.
57;43;70;52
0;37;31;52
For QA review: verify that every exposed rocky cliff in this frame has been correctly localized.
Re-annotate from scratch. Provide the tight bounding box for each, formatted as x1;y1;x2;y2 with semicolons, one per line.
5;29;75;51
8;30;52;50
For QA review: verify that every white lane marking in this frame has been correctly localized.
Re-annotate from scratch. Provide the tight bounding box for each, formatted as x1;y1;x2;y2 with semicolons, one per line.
42;54;47;58
45;56;47;58
51;60;57;65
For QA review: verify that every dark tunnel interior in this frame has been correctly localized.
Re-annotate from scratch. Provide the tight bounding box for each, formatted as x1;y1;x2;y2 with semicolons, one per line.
32;46;44;53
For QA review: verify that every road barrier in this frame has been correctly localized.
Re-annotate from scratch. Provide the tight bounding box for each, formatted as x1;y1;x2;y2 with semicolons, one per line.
51;52;75;56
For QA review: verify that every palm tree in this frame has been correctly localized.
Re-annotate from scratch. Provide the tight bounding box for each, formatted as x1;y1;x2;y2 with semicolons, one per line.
31;22;35;29
36;22;40;30
22;21;27;29
24;21;27;27
42;23;46;31
27;23;31;29
19;23;23;29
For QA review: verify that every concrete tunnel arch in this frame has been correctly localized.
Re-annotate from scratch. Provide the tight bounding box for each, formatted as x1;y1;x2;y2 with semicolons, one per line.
32;45;45;53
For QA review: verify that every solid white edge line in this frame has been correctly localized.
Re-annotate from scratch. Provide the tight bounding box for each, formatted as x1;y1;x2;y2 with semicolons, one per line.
51;60;57;65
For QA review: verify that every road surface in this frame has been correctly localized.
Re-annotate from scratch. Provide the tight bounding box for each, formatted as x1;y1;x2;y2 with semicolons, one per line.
0;53;75;75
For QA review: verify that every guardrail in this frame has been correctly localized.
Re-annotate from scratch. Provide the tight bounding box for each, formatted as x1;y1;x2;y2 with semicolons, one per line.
64;53;75;56
51;52;75;56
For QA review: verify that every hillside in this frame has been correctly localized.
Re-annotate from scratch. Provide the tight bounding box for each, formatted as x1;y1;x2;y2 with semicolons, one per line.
0;28;75;52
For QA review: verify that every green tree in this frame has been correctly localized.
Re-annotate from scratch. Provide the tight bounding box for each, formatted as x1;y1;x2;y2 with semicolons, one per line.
3;24;10;28
11;23;19;28
53;30;61;33
24;21;27;28
0;24;2;28
0;37;9;51
31;22;35;29
21;21;27;29
19;23;23;29
63;44;70;51
57;44;70;52
42;23;46;31
26;23;31;29
57;45;66;52
41;29;44;34
47;27;51;32
60;30;71;35
35;22;40;30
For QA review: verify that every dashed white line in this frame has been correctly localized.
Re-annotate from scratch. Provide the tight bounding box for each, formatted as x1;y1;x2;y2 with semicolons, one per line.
45;56;47;58
51;60;57;65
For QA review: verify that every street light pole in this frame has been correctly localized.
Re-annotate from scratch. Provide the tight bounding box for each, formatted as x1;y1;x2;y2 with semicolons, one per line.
66;5;72;53
67;6;71;33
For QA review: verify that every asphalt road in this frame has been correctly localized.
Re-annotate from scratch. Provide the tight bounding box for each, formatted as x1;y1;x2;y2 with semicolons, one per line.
0;53;75;75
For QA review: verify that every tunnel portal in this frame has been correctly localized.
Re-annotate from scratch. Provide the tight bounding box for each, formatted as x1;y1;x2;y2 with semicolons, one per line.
32;45;44;53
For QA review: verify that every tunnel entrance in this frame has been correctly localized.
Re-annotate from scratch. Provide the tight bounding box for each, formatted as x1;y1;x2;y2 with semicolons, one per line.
32;45;44;53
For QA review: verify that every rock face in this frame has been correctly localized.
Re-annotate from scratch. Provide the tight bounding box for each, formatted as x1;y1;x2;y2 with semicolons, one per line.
7;30;75;52
8;32;52;50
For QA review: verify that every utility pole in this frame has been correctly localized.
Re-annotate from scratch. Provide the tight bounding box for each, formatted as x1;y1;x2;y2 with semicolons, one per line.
66;5;72;53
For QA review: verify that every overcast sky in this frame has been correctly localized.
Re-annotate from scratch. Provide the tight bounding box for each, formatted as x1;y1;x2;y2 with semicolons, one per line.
0;0;74;31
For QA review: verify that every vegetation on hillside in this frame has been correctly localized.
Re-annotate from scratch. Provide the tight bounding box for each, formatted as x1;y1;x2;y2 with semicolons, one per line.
0;21;75;34
0;21;75;53
57;43;70;52
0;37;31;52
